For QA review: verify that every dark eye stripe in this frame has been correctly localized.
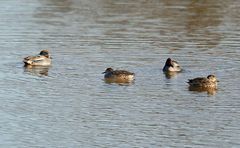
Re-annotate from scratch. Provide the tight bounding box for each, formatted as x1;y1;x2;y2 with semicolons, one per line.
40;51;48;55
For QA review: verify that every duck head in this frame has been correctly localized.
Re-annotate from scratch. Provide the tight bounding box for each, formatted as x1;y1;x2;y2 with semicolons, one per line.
207;74;218;82
102;67;114;74
165;58;174;67
39;50;49;58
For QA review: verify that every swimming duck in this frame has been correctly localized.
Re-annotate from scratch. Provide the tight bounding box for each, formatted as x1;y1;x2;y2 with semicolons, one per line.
102;68;135;83
187;74;218;88
163;58;181;72
23;50;51;66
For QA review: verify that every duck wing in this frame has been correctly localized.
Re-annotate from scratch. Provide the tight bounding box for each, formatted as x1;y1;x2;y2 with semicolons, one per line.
23;55;48;65
188;77;208;84
113;70;135;76
24;55;42;61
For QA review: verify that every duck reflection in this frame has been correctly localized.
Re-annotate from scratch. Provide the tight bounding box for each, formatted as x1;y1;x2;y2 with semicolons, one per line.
104;77;135;85
188;86;217;95
24;65;50;76
164;71;178;79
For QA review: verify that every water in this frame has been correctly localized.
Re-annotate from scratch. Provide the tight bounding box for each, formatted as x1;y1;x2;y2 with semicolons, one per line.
0;0;239;147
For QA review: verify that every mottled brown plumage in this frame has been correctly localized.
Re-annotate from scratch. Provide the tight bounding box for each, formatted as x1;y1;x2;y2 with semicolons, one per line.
187;75;218;88
102;68;135;83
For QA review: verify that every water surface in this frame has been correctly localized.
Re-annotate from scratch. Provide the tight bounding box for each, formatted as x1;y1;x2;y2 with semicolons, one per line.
0;0;240;147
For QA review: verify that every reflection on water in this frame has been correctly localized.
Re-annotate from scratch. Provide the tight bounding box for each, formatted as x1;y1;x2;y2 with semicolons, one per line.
1;0;240;147
94;0;225;51
185;0;224;48
164;71;179;79
24;65;50;76
188;85;217;95
103;78;135;85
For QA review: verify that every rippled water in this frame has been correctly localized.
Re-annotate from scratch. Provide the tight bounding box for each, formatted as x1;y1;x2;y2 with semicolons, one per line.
0;0;240;147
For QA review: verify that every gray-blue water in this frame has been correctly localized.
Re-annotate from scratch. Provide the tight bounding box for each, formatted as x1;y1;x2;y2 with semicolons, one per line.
0;0;239;147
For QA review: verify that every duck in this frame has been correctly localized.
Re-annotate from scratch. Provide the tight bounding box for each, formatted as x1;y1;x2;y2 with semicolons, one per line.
187;74;218;88
102;67;135;83
23;50;51;66
163;58;181;72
